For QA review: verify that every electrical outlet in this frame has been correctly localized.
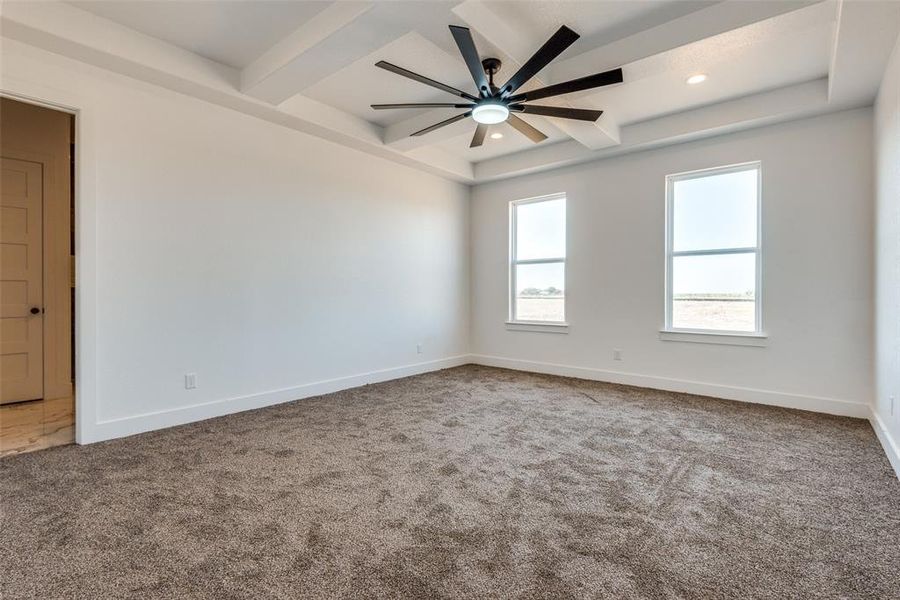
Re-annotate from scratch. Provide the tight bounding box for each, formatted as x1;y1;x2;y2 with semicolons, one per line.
417;343;423;354
613;349;623;361
185;373;198;390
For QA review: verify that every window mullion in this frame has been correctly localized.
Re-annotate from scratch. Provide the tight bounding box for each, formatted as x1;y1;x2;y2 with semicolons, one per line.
513;257;566;266
671;247;757;258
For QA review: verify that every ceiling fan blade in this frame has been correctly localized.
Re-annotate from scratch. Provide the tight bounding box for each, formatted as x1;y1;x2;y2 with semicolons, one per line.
470;124;488;148
507;114;548;143
371;103;473;110
449;25;490;98
411;111;472;136
511;104;603;121
376;61;479;102
500;25;580;96
507;68;623;103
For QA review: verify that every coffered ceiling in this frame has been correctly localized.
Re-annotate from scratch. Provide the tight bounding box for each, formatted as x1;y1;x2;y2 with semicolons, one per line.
3;1;899;182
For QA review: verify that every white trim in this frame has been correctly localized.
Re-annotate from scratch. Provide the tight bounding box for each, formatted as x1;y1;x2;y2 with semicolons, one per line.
659;330;768;346
509;192;567;325
469;354;869;418
84;355;470;444
505;321;569;334
666;160;764;181
664;161;763;334
510;192;568;206
870;410;900;480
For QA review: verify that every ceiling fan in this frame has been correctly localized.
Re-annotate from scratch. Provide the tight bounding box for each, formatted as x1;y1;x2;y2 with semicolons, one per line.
371;25;623;148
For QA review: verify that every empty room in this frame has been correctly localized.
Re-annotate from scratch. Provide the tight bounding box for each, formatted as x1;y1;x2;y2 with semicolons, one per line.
1;0;899;597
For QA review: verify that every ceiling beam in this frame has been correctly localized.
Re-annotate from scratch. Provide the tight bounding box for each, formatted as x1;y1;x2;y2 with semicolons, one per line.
240;2;466;106
827;0;900;105
240;3;414;105
240;2;375;98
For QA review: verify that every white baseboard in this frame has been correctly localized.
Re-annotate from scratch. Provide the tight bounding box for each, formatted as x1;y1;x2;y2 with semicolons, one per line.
469;354;870;419
85;355;470;444
81;353;898;479
870;410;900;480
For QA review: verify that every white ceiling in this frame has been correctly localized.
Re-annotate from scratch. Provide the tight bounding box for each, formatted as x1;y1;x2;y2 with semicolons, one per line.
13;1;899;181
482;0;718;49
304;31;474;128
70;0;332;69
585;3;835;126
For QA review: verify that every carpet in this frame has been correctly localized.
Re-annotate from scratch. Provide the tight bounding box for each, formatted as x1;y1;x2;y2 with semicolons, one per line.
2;365;898;599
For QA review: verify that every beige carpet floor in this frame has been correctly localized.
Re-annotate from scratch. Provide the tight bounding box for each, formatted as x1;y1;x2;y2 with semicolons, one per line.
1;365;898;599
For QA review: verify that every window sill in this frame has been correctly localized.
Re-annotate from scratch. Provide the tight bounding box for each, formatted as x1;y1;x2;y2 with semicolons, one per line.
659;330;768;347
506;321;569;334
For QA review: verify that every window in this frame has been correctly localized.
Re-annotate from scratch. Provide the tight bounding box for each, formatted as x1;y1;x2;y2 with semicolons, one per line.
665;162;761;334
510;194;566;325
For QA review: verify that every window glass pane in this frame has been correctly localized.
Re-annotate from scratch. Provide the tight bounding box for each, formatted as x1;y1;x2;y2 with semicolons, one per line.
515;262;564;322
672;253;756;331
673;168;757;252
516;198;566;260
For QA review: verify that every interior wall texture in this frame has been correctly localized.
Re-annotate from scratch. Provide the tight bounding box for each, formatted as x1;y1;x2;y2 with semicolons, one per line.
874;32;900;458
1;39;470;442
471;108;874;417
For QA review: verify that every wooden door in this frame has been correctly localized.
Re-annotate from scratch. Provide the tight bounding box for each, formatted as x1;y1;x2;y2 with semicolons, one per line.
1;158;44;403
0;97;72;408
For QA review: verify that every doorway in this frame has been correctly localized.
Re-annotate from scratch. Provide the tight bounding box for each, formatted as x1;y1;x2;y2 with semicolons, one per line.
0;97;75;456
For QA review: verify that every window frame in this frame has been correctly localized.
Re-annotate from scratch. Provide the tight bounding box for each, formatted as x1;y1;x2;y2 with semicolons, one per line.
664;161;763;336
508;193;568;328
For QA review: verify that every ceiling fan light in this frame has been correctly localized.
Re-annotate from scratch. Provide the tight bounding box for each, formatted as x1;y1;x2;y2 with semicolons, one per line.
472;101;510;124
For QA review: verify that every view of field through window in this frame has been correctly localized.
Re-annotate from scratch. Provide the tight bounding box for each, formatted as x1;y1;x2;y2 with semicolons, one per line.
669;165;759;332
513;197;566;322
516;296;565;322
672;296;755;331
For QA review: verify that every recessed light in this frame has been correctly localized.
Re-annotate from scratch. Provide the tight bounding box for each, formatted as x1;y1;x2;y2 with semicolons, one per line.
686;74;707;85
490;132;503;140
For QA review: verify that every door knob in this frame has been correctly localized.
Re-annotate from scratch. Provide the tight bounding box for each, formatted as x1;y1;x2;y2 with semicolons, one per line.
30;307;41;315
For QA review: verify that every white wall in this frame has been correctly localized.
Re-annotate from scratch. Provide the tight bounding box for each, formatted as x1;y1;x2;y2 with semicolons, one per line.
471;109;874;417
1;39;470;442
874;32;900;472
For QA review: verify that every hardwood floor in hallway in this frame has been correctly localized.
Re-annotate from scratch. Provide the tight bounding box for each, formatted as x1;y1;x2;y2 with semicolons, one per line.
0;396;74;457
